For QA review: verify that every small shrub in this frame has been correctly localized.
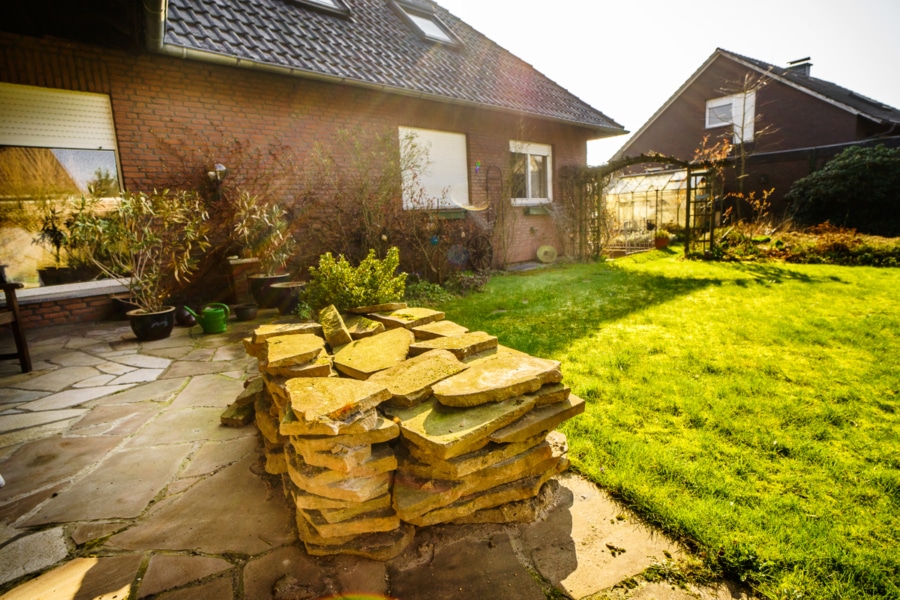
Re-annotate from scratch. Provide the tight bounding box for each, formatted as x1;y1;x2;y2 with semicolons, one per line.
303;247;406;311
445;270;490;295
404;279;456;307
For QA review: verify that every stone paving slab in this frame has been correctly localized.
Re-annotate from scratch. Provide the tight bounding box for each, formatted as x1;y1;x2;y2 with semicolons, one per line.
170;373;245;409
0;436;122;503
107;453;296;555
126;407;255;447
389;531;546;600
24;443;192;525
18;384;136;412
0;555;143;600
138;554;233;598
0;409;88;436
0;527;69;586
83;377;187;406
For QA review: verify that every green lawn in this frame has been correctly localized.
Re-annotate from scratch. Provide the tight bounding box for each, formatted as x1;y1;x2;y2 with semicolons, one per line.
437;249;900;600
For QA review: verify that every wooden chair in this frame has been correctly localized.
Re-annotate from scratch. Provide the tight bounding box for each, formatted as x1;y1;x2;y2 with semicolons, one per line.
0;283;32;373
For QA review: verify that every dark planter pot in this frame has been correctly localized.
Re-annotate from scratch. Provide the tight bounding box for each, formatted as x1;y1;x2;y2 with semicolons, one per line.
38;266;75;286
126;306;176;341
654;237;669;249
248;273;290;308
270;281;307;315
110;294;140;320
234;303;259;321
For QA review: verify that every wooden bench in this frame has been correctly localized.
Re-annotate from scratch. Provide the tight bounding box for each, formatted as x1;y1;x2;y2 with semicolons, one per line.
1;283;32;373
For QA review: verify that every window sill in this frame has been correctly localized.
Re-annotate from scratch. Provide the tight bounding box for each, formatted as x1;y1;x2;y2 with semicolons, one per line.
6;278;129;307
523;205;551;216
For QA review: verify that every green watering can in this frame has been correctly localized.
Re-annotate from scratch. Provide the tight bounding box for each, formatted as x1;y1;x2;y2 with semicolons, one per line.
184;303;230;334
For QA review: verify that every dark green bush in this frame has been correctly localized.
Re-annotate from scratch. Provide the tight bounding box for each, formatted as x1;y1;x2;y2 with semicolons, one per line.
303;247;406;311
786;144;900;236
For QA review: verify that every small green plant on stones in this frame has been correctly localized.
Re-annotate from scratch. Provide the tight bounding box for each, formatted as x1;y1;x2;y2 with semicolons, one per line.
304;247;406;311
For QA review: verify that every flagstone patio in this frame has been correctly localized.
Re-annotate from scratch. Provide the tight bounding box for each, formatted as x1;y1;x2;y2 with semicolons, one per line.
0;313;748;599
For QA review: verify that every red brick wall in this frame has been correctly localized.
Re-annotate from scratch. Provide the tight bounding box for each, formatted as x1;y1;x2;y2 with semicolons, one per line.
1;32;592;267
17;295;118;330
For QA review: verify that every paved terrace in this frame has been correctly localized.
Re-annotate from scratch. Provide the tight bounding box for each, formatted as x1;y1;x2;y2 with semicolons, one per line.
0;314;747;599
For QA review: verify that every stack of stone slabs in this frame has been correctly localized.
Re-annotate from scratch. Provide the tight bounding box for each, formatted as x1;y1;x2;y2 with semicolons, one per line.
238;305;584;559
243;321;413;560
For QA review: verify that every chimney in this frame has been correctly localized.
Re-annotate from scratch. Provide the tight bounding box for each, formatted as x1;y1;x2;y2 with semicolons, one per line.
787;57;812;77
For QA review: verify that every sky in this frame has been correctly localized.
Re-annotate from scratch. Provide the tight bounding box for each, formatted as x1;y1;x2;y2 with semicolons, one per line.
436;0;900;165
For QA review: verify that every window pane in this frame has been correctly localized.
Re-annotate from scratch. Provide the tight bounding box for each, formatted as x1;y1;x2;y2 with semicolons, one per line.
529;154;547;198
0;145;119;287
510;152;527;199
707;103;732;127
406;12;453;43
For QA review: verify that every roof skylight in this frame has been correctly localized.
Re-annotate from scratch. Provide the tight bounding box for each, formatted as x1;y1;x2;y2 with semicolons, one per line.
392;1;458;45
288;0;350;16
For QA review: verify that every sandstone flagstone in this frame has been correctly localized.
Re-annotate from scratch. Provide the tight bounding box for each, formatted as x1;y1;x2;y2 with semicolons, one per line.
369;307;445;330
286;444;397;487
21;384;137;411
25;443;192;525
368;349;468;407
265;334;326;369
300;506;399;538
408;331;498;361
138;555;232;598
432;353;562;407
344;314;385;340
264;354;333;378
319;305;353;348
286;377;390;422
280;406;380;437
383;395;536;460
333;327;414;380
0;409;88;436
107;454;296;554
318;493;393;524
392;441;557;521
347;302;407;314
0;555;143;600
295;440;372;472
411;319;469;340
251;322;324;344
398;432;548;480
287;455;392;503
290;416;399;454
0;526;68;586
301;520;415;561
409;459;567;527
490;394;586;444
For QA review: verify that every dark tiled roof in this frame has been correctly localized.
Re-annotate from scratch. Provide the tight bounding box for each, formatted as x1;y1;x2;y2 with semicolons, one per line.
720;49;900;125
159;0;623;133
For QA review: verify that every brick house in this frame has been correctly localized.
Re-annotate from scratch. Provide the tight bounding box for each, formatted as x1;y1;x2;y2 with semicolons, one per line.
0;0;624;327
612;48;900;220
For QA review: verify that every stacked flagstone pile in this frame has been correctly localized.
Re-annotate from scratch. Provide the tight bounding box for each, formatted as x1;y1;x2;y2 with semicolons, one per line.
232;303;584;560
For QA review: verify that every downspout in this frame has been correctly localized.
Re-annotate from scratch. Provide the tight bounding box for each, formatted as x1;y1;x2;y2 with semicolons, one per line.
143;0;168;53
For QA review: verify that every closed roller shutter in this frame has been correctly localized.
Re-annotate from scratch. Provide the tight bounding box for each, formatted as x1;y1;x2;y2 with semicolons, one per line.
0;82;117;150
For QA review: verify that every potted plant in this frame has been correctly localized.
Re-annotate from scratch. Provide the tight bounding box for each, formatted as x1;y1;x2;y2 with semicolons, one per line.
33;201;71;286
231;191;297;308
72;189;210;340
654;229;670;249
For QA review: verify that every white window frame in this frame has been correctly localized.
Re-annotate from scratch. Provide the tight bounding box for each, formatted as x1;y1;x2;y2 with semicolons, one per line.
399;126;470;210
509;140;553;206
705;91;756;143
392;1;459;45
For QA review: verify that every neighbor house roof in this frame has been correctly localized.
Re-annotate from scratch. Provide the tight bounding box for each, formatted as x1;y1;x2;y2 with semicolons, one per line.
143;0;624;136
615;47;900;159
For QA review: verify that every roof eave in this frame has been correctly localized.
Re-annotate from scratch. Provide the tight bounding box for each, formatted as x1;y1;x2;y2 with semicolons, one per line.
143;0;622;135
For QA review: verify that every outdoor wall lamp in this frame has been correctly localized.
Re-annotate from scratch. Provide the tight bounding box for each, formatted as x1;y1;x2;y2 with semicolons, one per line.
207;163;228;182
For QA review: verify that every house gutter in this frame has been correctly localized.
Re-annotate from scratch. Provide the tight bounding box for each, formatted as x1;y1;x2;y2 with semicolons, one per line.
142;0;623;137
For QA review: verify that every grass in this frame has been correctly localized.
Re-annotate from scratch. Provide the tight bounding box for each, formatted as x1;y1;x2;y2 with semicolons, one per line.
437;248;900;599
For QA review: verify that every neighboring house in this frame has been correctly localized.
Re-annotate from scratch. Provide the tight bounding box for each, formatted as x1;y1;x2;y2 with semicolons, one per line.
612;48;900;220
0;0;625;310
